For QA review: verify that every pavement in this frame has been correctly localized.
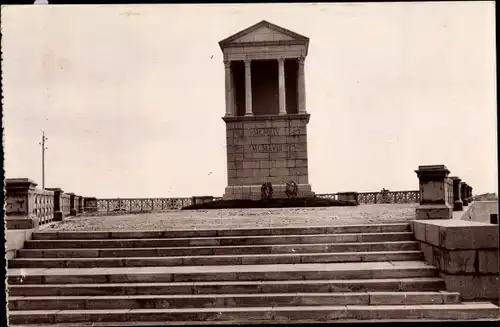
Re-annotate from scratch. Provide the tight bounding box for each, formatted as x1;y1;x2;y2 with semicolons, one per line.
48;204;418;231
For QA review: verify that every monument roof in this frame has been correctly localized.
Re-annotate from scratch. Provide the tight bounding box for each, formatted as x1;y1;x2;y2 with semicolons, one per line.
219;20;309;50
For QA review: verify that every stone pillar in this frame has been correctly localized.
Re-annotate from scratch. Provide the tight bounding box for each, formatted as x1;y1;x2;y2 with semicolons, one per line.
278;58;286;115
244;59;253;116
5;178;39;229
68;193;77;216
224;60;233;117
450;177;463;211
415;165;453;219
78;196;84;213
46;188;65;221
468;185;473;203
460;182;469;206
297;56;307;114
84;197;98;212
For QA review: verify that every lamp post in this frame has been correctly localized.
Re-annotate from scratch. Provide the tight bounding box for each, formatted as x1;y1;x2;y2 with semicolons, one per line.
39;131;48;189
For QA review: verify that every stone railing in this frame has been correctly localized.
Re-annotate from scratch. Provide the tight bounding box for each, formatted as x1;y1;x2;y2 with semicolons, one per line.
32;188;55;225
316;190;420;204
86;196;224;216
5;179;86;230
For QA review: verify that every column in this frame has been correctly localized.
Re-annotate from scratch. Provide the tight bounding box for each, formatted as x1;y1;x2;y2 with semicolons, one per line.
297;56;307;114
244;59;253;116
224;60;233;117
278;58;286;115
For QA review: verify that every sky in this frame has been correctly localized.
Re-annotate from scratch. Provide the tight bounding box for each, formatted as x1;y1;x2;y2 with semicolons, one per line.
2;2;497;198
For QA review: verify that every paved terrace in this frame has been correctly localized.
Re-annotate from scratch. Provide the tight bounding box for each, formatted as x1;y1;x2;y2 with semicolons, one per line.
49;204;418;231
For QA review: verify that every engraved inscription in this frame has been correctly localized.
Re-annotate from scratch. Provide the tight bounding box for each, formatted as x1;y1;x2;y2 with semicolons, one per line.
250;144;300;153
252;127;279;137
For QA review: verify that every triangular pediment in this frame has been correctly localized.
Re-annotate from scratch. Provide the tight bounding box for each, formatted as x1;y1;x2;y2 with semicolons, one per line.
219;20;309;48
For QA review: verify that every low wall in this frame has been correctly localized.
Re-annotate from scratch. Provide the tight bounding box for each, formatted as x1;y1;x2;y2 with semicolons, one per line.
412;219;499;302
5;229;34;260
460;201;498;223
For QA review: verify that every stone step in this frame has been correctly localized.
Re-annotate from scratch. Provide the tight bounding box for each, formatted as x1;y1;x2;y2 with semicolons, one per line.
31;223;411;240
23;232;414;249
7;261;438;285
8;291;461;311
8;251;422;268
17;241;420;258
8;277;447;296
8;303;500;324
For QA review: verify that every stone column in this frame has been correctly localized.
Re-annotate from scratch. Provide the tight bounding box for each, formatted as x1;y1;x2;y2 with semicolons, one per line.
460;182;469;206
278;58;287;115
415;165;453;219
5;178;39;229
297;56;307;114
224;60;233;117
450;177;463;211
468;185;473;203
46;188;65;221
244;59;253;116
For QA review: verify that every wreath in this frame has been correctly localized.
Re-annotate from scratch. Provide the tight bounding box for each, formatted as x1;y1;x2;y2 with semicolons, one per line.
285;180;298;199
261;182;274;200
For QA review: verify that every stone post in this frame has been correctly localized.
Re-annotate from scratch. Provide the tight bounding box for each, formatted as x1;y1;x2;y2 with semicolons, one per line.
297;56;307;114
450;177;463;211
460;182;469;206
46;188;65;221
68;193;77;216
244;59;253;116
84;197;98;212
5;178;39;229
78;196;84;213
337;192;359;205
468;185;473;203
278;58;287;115
224;60;233;117
415;165;453;219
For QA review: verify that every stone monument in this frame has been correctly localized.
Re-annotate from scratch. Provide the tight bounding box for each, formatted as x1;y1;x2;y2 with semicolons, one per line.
219;20;315;200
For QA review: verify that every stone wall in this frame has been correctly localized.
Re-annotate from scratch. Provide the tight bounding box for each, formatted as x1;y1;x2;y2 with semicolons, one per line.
223;114;313;200
460;201;498;224
413;219;499;302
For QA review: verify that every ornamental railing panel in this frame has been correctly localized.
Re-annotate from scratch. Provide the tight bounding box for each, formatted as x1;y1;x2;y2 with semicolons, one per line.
31;188;55;225
317;190;420;204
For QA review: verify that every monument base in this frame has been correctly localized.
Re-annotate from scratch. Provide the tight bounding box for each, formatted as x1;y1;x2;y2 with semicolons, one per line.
223;183;314;201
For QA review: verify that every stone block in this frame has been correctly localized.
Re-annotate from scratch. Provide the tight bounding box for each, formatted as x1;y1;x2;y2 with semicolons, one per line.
413;221;426;242
441;224;498;250
269;168;289;177
416;205;453;220
440;273;499;301
424;223;440;246
420;243;434;265
478;249;499;274
6;217;39;230
433;248;476;274
298;176;308;184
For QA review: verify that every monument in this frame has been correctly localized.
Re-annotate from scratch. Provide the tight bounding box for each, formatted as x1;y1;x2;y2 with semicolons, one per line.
219;20;315;200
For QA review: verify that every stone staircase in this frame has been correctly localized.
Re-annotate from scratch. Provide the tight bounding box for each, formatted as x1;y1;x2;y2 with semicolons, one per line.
7;223;499;325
